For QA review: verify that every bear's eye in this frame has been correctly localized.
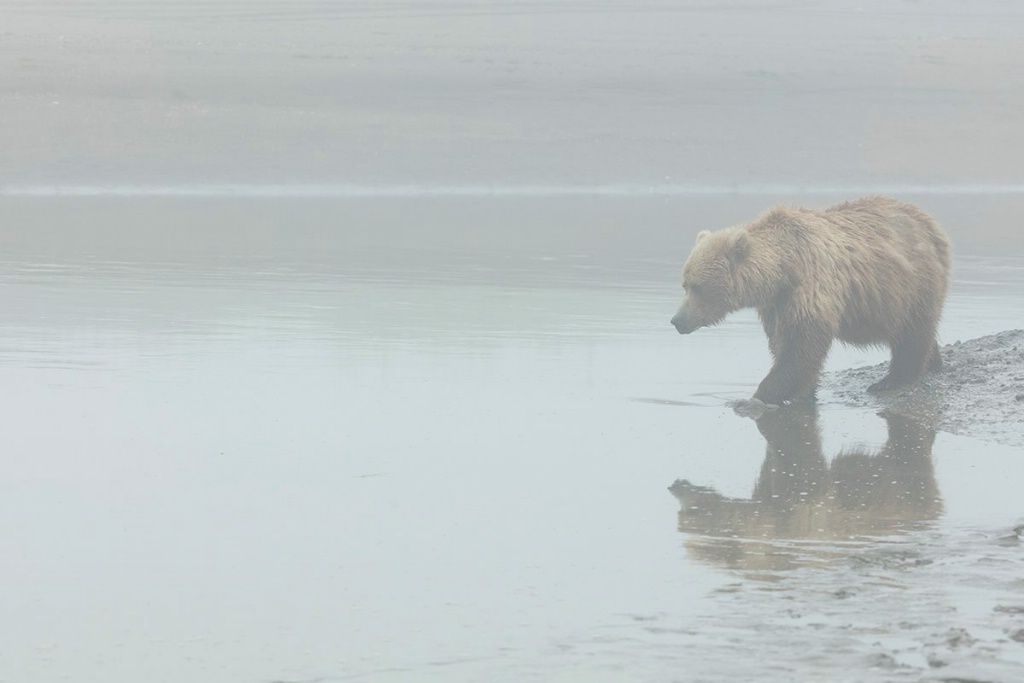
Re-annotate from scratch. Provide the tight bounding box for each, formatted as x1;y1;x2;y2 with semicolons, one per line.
687;283;701;295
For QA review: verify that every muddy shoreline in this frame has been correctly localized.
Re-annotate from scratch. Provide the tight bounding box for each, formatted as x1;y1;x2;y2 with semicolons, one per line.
825;329;1024;449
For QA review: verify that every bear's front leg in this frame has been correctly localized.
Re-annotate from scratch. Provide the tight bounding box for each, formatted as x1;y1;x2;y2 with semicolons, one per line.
753;329;832;406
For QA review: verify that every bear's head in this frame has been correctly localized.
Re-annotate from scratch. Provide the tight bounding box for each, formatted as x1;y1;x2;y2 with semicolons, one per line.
671;227;752;334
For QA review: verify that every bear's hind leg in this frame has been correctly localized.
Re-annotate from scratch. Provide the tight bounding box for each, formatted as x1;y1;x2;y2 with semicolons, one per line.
868;332;935;393
927;340;943;372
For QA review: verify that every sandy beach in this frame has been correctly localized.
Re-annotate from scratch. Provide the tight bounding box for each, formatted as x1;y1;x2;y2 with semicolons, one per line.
2;2;1024;682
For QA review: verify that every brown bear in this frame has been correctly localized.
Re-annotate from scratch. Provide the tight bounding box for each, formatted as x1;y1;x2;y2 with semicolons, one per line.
670;196;951;405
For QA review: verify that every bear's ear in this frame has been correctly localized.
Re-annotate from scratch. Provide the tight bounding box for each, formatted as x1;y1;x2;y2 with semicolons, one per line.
695;230;710;243
729;230;750;262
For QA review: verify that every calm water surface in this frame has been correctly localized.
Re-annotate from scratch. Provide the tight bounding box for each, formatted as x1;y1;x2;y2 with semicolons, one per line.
2;196;1023;682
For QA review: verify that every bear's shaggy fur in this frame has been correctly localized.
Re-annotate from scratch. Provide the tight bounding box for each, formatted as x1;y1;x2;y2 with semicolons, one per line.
671;196;952;405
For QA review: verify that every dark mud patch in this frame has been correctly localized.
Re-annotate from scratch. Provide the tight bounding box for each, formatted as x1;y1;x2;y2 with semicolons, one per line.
564;524;1024;682
825;330;1024;449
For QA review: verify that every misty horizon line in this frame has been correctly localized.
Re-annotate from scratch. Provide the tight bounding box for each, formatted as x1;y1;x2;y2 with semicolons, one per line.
3;183;1024;198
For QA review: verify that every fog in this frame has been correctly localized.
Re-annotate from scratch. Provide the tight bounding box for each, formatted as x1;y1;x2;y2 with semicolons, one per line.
2;2;1024;682
3;0;1023;189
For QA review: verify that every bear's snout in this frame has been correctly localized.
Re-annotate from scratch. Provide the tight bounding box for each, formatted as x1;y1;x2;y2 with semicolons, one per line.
671;313;699;335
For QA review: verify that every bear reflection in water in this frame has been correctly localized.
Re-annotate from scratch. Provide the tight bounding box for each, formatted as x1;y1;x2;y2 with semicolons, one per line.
669;408;941;572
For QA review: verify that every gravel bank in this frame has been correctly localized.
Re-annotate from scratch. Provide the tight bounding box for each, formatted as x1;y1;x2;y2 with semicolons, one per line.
825;330;1024;449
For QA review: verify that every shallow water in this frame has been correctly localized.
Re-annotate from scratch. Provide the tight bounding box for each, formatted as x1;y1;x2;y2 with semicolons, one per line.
2;195;1024;682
